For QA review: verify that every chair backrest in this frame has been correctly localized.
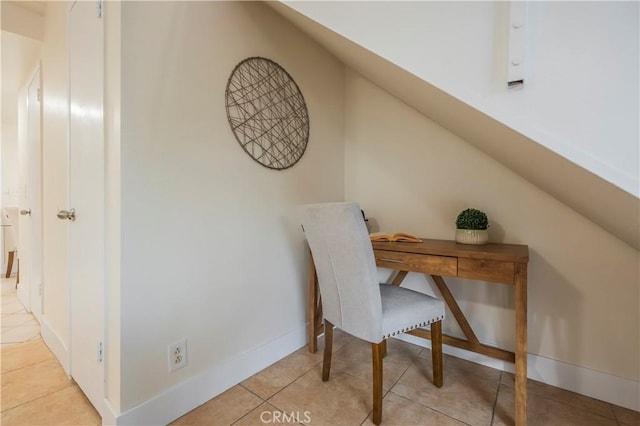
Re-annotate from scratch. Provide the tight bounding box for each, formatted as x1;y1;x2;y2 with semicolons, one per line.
1;207;19;252
298;202;382;343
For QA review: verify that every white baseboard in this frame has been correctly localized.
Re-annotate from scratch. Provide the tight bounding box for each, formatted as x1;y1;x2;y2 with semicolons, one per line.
40;315;70;375
16;284;30;313
102;399;118;426
113;325;308;425
395;333;640;412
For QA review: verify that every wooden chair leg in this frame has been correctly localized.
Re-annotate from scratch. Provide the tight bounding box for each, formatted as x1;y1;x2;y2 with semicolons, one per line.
372;342;384;425
322;320;334;382
380;339;387;358
5;250;14;278
431;320;443;388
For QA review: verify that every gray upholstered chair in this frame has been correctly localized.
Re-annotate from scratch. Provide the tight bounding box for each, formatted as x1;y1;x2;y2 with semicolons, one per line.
298;201;445;425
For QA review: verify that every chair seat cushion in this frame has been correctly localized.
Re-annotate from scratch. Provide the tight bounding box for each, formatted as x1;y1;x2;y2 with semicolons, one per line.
380;284;445;340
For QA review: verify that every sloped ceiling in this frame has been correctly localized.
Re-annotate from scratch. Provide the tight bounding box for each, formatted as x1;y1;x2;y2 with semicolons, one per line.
268;2;639;250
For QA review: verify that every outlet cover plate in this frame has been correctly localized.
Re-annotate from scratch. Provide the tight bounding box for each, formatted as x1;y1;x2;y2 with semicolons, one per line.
168;338;187;372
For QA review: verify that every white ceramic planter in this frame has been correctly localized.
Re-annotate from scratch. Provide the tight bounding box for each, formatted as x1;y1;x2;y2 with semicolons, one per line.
455;229;489;245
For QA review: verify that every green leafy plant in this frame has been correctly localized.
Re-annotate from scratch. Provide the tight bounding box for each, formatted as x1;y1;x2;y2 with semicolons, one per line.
455;208;489;230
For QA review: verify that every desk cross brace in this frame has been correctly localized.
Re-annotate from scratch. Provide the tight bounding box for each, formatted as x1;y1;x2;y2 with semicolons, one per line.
392;270;515;363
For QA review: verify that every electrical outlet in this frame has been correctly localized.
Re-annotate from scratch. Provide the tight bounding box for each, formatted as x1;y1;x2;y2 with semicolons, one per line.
168;338;187;372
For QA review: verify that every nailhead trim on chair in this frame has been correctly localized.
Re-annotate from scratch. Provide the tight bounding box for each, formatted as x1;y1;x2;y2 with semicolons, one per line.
383;315;445;339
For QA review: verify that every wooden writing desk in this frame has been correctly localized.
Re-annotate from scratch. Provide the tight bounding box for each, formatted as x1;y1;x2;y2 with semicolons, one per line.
307;238;529;425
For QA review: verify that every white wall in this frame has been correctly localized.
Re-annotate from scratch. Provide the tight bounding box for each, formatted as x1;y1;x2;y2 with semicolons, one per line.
345;70;639;405
1;121;19;207
118;1;344;415
286;1;639;198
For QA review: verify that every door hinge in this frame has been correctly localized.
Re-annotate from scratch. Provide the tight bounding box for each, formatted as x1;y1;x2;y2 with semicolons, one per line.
97;341;103;363
37;88;41;102
96;0;102;18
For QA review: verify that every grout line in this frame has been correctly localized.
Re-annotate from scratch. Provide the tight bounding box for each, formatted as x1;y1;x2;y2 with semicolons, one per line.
0;381;77;413
609;403;621;424
387;390;473;426
383;341;426;393
238;382;267;401
500;376;620;421
0;353;60;375
541;399;623;424
1;324;40;335
391;352;499;425
359;409;372;426
264;364;321;404
240;352;322;402
228;398;264;426
489;371;502;425
0;334;43;350
384;352;414;397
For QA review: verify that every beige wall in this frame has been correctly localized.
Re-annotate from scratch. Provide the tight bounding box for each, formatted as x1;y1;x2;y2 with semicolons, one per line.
118;1;344;411
345;69;639;381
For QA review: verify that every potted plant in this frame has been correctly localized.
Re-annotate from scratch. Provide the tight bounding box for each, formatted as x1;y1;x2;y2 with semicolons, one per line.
455;208;489;245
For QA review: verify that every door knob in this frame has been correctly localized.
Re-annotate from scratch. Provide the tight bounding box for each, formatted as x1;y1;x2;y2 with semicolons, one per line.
20;209;31;216
57;208;76;221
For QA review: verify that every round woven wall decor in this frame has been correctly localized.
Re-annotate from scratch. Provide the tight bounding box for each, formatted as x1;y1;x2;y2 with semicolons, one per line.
225;57;310;170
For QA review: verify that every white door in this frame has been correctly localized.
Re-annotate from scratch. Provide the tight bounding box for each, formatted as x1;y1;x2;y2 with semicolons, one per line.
17;66;43;319
68;0;105;416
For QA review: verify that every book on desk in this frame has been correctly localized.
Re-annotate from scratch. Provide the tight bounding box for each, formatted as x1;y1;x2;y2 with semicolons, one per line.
370;232;422;243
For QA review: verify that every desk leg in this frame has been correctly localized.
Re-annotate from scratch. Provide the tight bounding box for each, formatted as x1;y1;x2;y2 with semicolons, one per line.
308;252;319;353
515;263;528;425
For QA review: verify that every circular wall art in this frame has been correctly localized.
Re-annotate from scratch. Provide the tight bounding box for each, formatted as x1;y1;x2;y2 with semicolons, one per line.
225;57;310;170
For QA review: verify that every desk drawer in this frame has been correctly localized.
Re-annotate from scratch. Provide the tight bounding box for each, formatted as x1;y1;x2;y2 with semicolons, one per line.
375;250;457;276
458;258;515;284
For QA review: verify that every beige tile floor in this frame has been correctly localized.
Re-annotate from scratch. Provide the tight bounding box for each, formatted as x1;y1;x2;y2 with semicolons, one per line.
2;275;638;425
1;276;40;348
1;276;101;425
